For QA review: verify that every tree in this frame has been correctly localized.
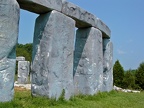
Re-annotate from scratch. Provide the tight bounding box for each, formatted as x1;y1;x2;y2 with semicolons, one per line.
123;70;135;89
135;62;144;90
16;47;31;62
16;43;32;62
23;43;33;59
113;60;124;87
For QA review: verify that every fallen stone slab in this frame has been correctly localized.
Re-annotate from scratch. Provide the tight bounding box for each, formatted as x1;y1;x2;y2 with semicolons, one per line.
14;81;31;90
16;56;25;61
0;0;20;102
113;85;123;91
132;90;140;93
62;1;111;38
113;86;140;93
17;0;62;14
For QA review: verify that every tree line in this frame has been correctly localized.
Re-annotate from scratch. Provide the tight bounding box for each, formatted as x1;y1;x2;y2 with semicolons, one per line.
113;60;144;90
16;43;32;62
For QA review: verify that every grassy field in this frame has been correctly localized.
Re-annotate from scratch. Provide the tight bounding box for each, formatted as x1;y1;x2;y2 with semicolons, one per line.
0;88;144;108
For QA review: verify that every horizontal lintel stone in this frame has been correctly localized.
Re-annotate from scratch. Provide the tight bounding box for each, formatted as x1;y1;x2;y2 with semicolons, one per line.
17;0;111;38
62;1;96;28
62;1;111;38
17;0;62;14
96;18;111;38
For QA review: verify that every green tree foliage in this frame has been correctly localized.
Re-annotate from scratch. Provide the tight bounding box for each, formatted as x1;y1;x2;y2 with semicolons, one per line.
123;70;135;89
23;43;33;58
113;60;124;87
135;62;144;90
16;43;32;62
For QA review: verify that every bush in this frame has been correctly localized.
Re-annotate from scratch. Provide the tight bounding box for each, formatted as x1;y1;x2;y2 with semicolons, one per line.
135;62;144;90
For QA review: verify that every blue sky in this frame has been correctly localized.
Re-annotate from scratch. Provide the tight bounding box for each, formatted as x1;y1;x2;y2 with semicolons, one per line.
18;0;144;70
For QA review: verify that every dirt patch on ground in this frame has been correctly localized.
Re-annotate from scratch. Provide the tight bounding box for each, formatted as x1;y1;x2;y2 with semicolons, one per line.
14;86;29;91
14;81;31;90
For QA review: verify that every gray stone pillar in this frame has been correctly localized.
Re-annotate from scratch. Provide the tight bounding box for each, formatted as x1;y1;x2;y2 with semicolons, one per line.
0;0;20;102
32;10;75;100
74;27;103;95
18;61;30;84
102;39;113;92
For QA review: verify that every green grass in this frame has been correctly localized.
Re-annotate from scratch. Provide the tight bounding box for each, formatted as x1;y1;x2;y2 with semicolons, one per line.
0;90;144;108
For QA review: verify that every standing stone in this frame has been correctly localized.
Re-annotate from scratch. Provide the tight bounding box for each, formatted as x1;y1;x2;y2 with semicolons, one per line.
0;0;20;102
102;39;113;92
74;27;103;95
18;61;30;84
32;10;75;100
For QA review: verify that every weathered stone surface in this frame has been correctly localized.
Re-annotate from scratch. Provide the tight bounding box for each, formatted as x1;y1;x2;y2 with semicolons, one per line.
0;0;20;102
74;27;103;95
32;10;75;100
17;0;110;38
16;56;25;61
18;61;30;84
62;1;111;38
17;0;62;14
62;1;96;28
102;39;113;92
96;18;111;38
17;0;111;38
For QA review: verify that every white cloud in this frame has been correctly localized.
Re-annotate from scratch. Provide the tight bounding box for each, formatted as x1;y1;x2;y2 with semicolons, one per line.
117;49;126;55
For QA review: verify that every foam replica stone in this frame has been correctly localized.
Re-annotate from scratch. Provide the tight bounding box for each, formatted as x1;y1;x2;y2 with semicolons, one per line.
62;1;111;38
16;56;25;61
102;39;113;92
62;1;96;28
74;27;103;95
18;61;30;84
17;0;62;14
0;0;20;102
32;10;75;100
96;18;111;38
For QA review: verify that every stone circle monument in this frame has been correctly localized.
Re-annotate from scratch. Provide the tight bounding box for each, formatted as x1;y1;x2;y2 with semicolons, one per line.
0;0;113;102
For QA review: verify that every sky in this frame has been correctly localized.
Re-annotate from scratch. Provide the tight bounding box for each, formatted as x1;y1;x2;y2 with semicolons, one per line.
18;0;144;70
